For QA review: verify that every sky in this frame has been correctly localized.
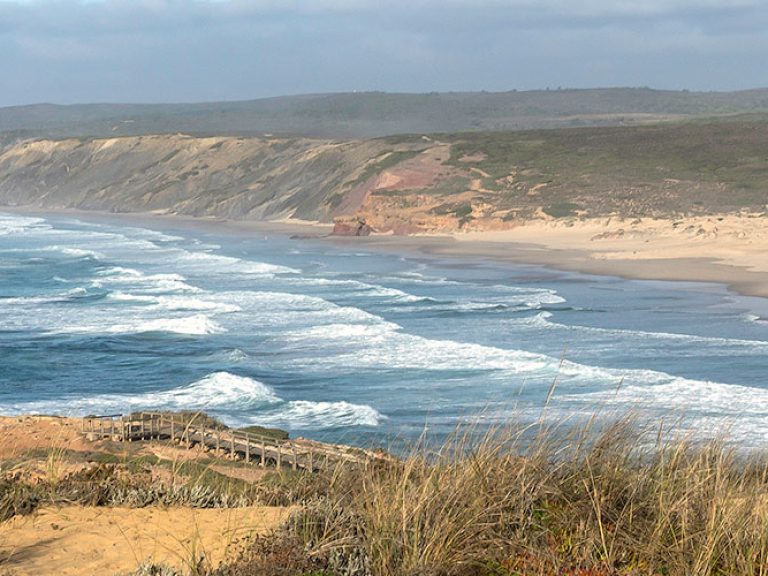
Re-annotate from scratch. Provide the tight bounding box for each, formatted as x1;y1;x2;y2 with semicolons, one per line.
0;0;767;107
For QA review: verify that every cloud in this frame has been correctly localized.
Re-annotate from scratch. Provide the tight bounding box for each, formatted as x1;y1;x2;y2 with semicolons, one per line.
0;0;766;105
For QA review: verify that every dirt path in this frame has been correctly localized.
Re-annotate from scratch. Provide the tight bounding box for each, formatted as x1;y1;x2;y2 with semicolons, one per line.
0;505;294;575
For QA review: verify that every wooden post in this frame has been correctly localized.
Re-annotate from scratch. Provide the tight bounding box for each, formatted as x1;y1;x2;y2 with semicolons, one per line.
276;444;282;468
170;419;175;442
309;450;314;472
292;447;297;471
140;416;145;439
230;434;235;458
245;433;250;462
260;440;266;468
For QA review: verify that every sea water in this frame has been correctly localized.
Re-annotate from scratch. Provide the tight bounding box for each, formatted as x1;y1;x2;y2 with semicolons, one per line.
2;212;768;449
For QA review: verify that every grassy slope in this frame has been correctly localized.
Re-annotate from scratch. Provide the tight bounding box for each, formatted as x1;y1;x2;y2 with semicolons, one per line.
376;114;768;221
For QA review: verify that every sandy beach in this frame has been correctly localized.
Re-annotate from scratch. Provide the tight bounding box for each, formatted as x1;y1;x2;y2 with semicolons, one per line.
4;206;768;301
0;505;291;575
449;213;768;299
318;213;768;302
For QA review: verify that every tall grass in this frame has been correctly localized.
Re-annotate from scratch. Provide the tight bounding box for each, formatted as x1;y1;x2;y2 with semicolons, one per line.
6;415;768;575
223;417;768;576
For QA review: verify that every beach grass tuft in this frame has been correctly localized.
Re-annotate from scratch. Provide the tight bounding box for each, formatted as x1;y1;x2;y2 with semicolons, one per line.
218;417;768;576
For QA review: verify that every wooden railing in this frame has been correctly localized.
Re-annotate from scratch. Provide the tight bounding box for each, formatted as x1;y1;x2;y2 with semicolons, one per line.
82;412;374;471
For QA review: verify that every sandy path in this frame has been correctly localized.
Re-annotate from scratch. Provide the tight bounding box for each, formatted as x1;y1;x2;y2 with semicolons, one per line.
0;505;293;575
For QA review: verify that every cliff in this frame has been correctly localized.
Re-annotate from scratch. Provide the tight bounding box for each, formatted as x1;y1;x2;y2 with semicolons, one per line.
0;134;406;222
2;115;767;233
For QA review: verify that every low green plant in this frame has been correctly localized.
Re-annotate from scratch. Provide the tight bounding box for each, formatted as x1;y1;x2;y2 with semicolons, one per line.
543;201;581;218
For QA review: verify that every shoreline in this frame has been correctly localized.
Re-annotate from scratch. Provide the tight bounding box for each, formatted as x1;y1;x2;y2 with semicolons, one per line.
4;205;768;304
344;231;768;301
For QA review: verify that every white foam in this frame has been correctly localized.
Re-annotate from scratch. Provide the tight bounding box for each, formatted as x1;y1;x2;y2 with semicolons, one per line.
226;348;249;362
539;314;768;352
45;313;225;336
94;267;201;294
293;322;401;341
0;213;51;235
562;376;768;415
1;294;64;305
179;251;299;276
0;287;92;306
284;322;549;374
742;313;768;326
106;314;227;335
1;372;279;416
177;372;281;406
0;372;383;430
288;277;431;303
96;266;143;278
256;401;385;429
108;292;241;314
57;247;104;259
295;275;566;312
551;376;768;448
219;290;397;331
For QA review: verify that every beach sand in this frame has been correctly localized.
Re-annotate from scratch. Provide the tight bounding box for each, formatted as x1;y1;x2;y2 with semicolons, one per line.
320;213;768;300
448;213;768;298
3;206;767;299
0;416;93;460
0;505;292;575
0;414;295;575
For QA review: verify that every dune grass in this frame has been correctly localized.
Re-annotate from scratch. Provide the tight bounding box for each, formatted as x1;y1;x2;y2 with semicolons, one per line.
5;415;768;575
218;418;768;576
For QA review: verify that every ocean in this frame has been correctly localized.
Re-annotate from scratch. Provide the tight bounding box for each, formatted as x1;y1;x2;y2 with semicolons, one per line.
2;211;768;449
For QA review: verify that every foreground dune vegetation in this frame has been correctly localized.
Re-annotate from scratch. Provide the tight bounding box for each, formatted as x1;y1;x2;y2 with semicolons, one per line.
4;416;768;576
210;419;768;576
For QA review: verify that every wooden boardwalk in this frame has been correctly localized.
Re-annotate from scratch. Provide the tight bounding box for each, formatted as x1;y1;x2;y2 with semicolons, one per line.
81;412;373;472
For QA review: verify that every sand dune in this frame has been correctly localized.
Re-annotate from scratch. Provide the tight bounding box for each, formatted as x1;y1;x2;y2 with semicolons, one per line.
0;505;292;575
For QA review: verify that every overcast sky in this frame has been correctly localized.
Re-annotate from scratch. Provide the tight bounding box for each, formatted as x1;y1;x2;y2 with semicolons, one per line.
0;0;766;106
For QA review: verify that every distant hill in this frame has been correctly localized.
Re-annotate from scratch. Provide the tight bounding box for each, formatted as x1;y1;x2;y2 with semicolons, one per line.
3;88;768;140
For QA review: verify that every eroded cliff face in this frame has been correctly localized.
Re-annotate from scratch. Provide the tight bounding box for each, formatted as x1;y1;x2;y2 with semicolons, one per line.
0;134;493;232
0;135;403;222
5;120;758;233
